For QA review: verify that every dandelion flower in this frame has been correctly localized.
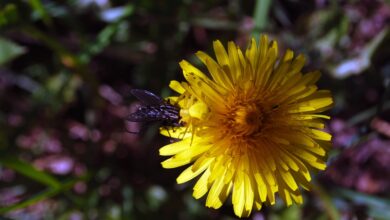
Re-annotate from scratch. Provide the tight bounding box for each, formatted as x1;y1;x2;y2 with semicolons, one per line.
159;35;333;217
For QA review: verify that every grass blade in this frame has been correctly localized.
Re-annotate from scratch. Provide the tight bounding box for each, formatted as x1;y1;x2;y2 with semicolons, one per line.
252;0;272;36
0;178;79;214
0;156;61;189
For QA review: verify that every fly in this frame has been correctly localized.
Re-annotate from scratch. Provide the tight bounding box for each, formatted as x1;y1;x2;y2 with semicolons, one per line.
126;89;181;133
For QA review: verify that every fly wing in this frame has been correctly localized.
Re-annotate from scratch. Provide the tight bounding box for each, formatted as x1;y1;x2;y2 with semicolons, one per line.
130;89;163;106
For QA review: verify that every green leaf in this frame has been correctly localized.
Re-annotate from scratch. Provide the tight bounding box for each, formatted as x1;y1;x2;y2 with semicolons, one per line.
0;37;26;65
28;0;52;25
79;4;134;63
0;178;79;214
0;156;61;189
0;187;60;214
0;4;19;26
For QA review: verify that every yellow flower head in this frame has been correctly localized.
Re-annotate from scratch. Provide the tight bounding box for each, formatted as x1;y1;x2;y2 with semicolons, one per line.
159;35;333;218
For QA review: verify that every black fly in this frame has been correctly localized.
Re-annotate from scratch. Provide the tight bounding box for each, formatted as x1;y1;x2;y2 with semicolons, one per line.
126;89;181;134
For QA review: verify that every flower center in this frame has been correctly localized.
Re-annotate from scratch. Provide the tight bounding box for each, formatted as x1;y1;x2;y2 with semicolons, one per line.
231;104;263;136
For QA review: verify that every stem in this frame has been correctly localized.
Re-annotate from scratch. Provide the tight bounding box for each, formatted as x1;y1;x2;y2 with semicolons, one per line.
252;0;272;37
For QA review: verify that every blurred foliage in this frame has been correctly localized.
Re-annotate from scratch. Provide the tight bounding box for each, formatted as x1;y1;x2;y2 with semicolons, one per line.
0;0;389;219
0;37;25;65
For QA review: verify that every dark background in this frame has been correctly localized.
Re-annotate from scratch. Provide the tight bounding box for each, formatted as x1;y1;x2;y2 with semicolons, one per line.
0;0;389;219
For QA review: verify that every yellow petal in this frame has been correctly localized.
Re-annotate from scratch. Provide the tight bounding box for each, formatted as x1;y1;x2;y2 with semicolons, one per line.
232;172;245;218
257;40;278;89
189;102;209;120
279;169;298;191
196;51;233;91
289;96;333;113
294;170;312;190
177;159;212;184
267;184;277;205
182;71;225;110
308;159;327;170
192;156;214;173
206;172;226;209
254;172;267;202
297;114;331;120
165;96;178;103
159;139;190;156
310;129;332;141
169;80;185;94
228;41;243;81
161;156;192;169
292;148;319;162
280;188;293;206
291;191;303;204
174;143;212;161
246;38;258;71
290;54;306;73
220;181;233;207
193;168;211;199
208;156;229;183
301;70;321;85
213;40;229;67
283;49;294;62
278;149;300;171
179;60;208;80
160;127;192;139
243;173;254;213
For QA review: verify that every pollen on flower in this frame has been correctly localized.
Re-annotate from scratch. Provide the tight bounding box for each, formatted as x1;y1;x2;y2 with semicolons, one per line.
159;35;333;218
227;102;263;136
234;104;262;126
